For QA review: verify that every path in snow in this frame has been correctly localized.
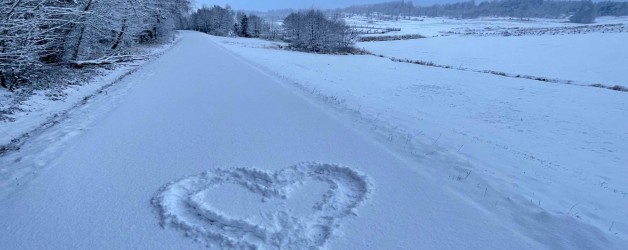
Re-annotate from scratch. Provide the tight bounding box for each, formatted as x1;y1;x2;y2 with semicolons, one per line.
0;31;625;249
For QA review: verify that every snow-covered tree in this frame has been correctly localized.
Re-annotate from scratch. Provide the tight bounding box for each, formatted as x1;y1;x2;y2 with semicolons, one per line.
570;1;596;24
189;5;234;36
0;0;191;90
69;0;170;61
247;14;264;38
259;20;282;41
239;13;249;37
283;10;356;52
1;0;83;89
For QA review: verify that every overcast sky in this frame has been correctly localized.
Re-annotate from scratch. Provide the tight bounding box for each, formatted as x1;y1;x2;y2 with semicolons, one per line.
195;0;460;11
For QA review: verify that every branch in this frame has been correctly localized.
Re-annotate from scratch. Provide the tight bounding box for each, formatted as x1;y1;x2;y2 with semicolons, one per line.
70;54;146;67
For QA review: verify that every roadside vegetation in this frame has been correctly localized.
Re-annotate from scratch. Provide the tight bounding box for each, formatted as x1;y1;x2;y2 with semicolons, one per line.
0;0;192;92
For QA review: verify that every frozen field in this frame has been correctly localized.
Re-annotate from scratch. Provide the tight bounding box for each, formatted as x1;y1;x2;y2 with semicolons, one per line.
210;24;628;247
359;32;628;86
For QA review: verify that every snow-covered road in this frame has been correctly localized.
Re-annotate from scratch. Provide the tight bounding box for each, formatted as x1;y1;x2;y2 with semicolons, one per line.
0;31;623;249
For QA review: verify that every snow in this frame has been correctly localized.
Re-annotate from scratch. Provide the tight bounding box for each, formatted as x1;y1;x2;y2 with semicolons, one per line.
0;42;177;198
209;29;628;248
0;66;133;146
359;32;628;86
0;28;626;249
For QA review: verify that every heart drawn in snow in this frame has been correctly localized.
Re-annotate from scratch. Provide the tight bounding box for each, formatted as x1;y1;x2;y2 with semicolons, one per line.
152;162;372;249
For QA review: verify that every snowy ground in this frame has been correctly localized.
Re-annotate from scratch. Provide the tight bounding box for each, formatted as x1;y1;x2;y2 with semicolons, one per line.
209;26;628;248
0;25;626;249
0;42;178;199
0;42;177;148
359;32;628;87
0;68;130;146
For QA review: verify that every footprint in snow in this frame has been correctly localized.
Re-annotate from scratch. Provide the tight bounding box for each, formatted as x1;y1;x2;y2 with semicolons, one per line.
152;162;372;249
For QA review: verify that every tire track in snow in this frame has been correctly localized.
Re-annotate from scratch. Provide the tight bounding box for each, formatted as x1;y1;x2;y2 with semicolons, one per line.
152;162;372;249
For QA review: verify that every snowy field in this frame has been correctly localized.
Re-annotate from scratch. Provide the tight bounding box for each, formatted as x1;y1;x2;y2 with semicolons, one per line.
352;15;628;87
209;16;628;247
359;32;628;87
346;15;628;37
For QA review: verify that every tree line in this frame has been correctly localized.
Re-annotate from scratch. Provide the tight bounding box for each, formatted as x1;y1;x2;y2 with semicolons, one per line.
187;6;357;53
1;0;191;90
187;5;271;39
341;0;628;23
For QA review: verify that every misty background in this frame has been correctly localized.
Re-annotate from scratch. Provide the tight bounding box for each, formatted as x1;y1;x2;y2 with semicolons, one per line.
195;0;461;11
195;0;627;11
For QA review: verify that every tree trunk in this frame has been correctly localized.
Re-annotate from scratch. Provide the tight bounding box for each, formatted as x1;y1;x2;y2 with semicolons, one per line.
111;19;127;50
71;0;95;62
71;26;86;62
0;71;6;89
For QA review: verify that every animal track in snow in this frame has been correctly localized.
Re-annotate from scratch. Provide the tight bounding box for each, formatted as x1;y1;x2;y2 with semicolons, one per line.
152;162;372;249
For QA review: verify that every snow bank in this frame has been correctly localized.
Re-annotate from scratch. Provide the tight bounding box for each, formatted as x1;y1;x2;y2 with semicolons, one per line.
0;39;179;199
